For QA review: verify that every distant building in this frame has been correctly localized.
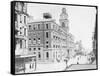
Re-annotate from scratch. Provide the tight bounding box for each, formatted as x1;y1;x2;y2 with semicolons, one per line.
27;8;74;63
92;25;97;57
15;2;28;55
14;2;36;73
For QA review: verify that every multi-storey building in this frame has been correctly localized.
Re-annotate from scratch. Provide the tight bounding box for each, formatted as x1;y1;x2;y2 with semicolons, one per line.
92;25;97;57
15;2;28;55
66;33;76;58
14;2;36;73
27;8;72;63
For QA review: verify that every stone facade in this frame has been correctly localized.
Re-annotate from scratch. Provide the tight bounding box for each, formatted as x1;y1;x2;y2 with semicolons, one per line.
15;2;36;73
15;2;28;55
27;8;74;63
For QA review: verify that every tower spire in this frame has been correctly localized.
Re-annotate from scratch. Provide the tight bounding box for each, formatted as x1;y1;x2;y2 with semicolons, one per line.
59;8;69;27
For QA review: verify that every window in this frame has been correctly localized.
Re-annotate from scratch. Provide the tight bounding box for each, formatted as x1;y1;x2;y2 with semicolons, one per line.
38;48;41;50
46;45;49;48
20;40;22;48
30;64;33;69
46;52;49;59
46;41;48;44
20;27;22;30
38;52;41;59
33;38;36;40
24;28;26;36
62;22;65;27
29;25;31;30
33;52;36;54
56;36;57;39
53;45;55;48
38;38;41;44
38;38;40;40
38;24;40;29
24;16;26;24
30;64;31;69
46;32;48;38
56;45;57;48
68;50;69;54
20;27;22;35
29;38;31;44
20;32;22;35
20;15;22;23
29;48;31;51
34;48;36;51
33;25;35;30
24;40;26;48
53;36;55;39
33;38;36;44
32;64;34;68
46;24;48;29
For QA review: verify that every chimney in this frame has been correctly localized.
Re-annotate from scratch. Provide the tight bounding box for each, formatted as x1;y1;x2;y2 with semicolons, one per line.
43;13;52;19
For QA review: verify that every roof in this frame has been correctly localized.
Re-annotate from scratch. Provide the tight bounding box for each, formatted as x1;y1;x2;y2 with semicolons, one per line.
28;19;55;24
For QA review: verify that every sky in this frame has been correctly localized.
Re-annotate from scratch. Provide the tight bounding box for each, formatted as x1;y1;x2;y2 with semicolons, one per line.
27;3;96;53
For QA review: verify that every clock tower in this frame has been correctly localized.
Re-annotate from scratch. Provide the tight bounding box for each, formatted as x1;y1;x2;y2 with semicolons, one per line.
59;8;69;33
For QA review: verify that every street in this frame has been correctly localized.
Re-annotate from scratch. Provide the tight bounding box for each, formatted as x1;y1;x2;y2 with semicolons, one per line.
66;64;97;70
25;61;66;73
